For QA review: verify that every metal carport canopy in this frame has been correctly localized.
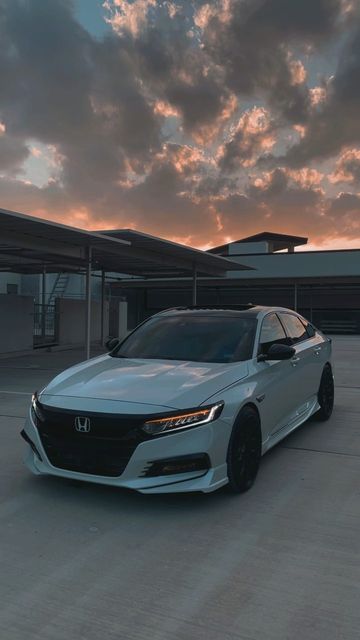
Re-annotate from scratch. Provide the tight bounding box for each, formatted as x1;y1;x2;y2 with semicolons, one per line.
0;208;246;277
0;208;251;358
98;228;250;277
0;208;131;274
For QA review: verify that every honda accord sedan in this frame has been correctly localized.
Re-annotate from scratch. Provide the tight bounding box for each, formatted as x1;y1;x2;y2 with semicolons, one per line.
21;305;334;494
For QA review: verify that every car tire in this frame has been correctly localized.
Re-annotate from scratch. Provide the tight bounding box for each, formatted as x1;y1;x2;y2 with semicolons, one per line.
316;363;334;421
226;405;262;493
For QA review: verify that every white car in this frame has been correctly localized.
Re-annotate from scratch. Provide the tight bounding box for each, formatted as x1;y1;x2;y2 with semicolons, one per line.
22;305;334;494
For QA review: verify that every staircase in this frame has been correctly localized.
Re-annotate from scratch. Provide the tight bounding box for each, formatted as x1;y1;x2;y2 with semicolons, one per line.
47;273;70;307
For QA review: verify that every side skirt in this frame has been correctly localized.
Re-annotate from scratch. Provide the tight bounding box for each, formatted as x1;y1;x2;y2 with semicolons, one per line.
261;396;319;454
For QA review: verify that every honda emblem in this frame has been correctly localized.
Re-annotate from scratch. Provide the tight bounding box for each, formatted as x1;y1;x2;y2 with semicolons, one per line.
74;416;91;433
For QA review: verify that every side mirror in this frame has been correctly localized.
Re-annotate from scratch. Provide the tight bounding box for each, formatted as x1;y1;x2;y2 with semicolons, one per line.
258;343;295;362
105;337;120;352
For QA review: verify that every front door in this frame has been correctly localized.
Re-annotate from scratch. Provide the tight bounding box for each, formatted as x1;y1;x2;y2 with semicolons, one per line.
255;313;299;441
278;312;319;411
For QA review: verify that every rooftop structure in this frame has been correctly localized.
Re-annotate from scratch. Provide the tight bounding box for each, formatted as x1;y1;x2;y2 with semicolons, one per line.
209;232;308;256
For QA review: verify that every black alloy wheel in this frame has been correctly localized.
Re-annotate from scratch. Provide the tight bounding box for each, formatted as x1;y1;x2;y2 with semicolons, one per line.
227;405;262;493
316;364;334;421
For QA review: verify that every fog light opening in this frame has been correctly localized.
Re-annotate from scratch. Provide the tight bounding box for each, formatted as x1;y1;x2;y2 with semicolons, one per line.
142;453;210;478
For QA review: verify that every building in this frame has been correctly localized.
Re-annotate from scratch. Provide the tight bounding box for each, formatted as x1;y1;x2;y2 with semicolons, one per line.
110;232;360;334
1;218;360;353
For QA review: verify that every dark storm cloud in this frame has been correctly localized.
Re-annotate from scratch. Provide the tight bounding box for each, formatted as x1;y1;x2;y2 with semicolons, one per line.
199;0;344;126
284;19;360;166
124;5;233;138
212;192;263;236
115;160;219;237
90;36;160;159
0;0;94;142
328;191;360;215
246;168;322;220
0;134;29;173
0;0;160;201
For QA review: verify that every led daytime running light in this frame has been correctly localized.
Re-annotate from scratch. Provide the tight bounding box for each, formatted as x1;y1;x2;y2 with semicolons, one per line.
143;402;223;435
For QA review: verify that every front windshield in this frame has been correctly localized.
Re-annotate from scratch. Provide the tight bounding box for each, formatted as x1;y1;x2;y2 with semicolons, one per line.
113;315;256;363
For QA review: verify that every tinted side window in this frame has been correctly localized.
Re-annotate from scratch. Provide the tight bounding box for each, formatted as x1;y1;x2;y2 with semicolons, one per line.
300;318;316;338
259;314;287;354
280;314;309;344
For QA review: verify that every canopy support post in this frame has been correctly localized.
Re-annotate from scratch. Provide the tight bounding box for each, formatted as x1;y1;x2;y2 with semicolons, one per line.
100;269;106;346
192;268;197;305
85;247;92;360
41;266;46;341
294;283;298;312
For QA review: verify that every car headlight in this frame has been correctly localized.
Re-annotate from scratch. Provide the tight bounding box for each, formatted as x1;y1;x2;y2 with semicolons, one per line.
31;392;44;424
142;401;224;436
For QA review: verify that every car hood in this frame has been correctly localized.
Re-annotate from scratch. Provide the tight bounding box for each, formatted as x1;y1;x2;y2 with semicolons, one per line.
41;354;249;410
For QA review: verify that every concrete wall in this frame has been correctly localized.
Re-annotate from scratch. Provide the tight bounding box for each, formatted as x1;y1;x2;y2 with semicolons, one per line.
109;299;129;338
228;241;269;255
0;273;22;295
0;294;34;353
56;298;109;346
227;249;360;279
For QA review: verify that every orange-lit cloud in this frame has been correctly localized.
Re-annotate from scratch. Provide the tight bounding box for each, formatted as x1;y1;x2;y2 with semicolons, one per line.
285;167;324;187
293;124;307;139
289;59;307;86
194;1;232;30
30;146;42;158
309;86;327;106
104;0;156;37
217;107;276;169
153;100;181;119
328;148;360;183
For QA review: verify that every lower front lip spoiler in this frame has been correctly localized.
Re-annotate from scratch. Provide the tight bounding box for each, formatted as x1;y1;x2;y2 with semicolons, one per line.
20;429;43;462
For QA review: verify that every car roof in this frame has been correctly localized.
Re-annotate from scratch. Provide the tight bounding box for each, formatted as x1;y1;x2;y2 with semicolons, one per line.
156;305;295;319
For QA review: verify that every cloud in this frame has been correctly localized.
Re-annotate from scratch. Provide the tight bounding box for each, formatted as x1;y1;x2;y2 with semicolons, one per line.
0;0;359;249
288;58;307;86
217;107;276;171
0;135;29;173
329;147;360;183
104;0;157;38
328;191;360;215
197;0;345;126
283;17;360;166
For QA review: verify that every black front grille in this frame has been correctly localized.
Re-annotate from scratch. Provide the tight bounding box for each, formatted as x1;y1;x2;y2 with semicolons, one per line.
35;404;148;477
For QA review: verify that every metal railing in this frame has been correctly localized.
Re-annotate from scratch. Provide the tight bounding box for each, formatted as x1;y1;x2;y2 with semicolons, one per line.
33;303;59;346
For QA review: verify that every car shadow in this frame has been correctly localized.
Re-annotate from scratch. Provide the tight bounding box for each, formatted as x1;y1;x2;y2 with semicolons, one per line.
24;443;287;522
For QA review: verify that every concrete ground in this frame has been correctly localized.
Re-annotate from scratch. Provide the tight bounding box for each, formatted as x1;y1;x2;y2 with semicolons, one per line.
0;337;359;640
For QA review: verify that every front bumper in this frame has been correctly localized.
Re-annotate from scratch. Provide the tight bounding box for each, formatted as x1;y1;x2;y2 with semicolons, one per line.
22;409;232;494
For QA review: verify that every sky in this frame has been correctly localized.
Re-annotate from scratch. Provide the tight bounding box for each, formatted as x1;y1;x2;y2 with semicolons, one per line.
0;1;360;250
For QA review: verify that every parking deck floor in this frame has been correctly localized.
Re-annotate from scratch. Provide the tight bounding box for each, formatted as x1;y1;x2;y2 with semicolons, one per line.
0;337;359;640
